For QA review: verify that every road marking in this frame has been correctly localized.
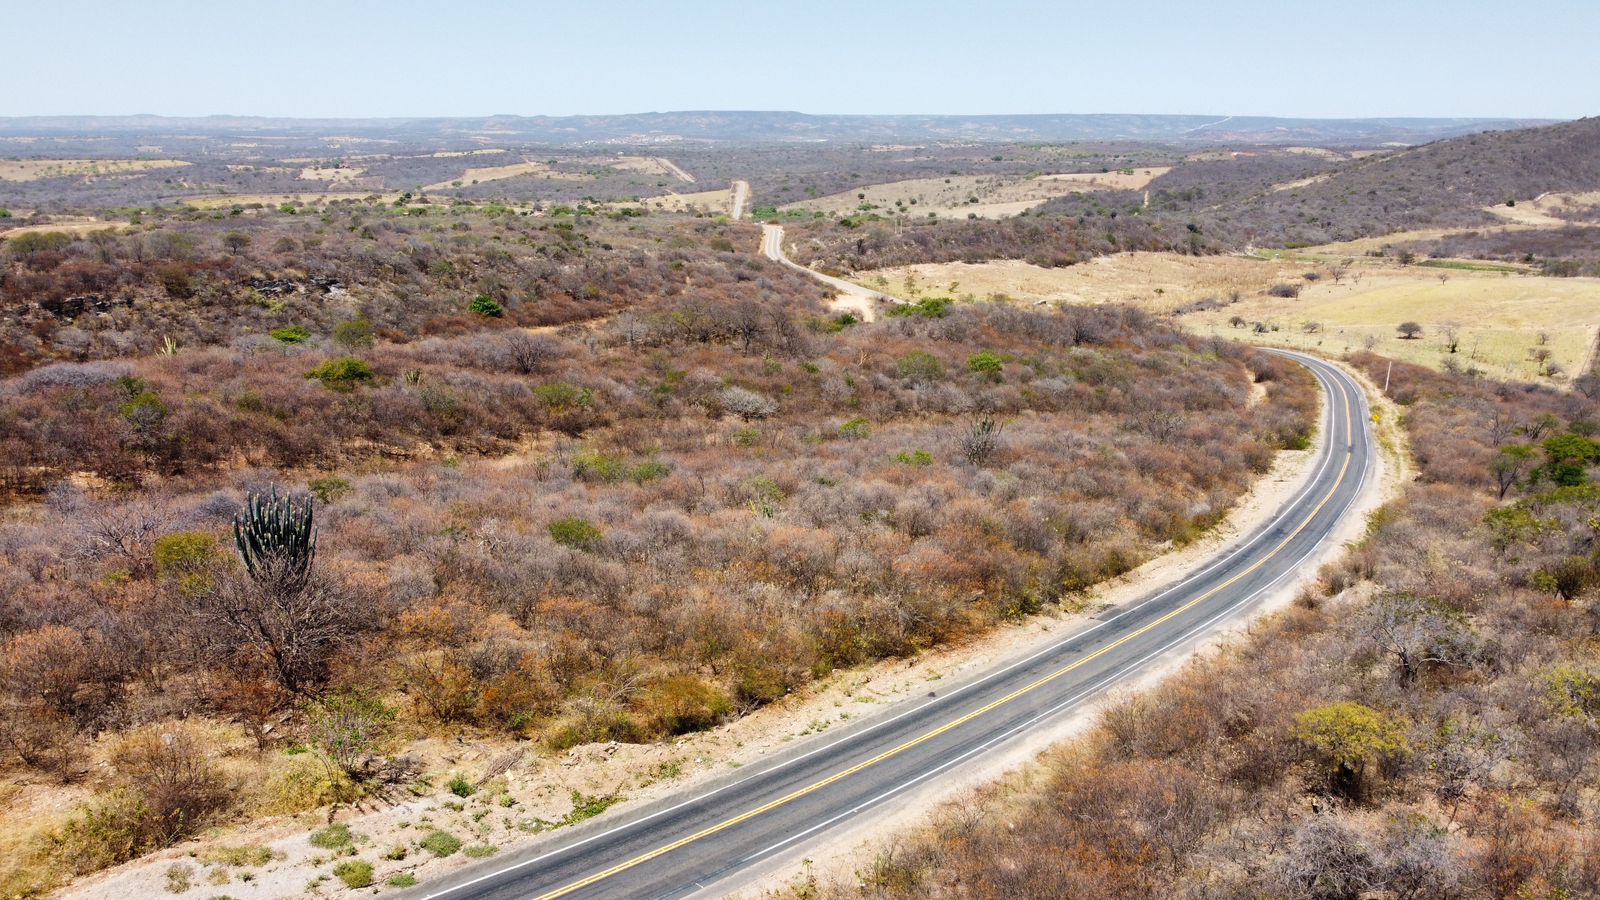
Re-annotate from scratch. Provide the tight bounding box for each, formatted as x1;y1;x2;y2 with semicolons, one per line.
522;364;1361;900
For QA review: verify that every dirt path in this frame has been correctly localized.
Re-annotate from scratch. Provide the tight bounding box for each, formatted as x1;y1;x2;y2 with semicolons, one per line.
730;179;749;220
657;158;695;184
760;224;895;321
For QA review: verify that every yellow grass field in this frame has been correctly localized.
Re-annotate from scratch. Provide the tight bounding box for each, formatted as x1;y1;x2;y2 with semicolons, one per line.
633;188;734;214
859;253;1600;384
177;191;394;209
422;159;590;191
298;165;367;182
0;159;189;181
783;168;1170;220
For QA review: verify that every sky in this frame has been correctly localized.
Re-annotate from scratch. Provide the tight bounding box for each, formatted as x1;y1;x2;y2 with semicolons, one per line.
7;0;1597;120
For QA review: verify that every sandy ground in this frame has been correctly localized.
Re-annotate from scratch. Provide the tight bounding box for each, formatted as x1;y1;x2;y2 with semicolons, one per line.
0;218;115;241
608;156;694;183
0;159;189;181
782;169;1170;220
422;158;591;192
61;361;1378;900
732;357;1406;898
1482;190;1600;226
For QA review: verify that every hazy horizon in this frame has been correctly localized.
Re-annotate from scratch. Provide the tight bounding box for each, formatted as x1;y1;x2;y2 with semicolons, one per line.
9;0;1597;120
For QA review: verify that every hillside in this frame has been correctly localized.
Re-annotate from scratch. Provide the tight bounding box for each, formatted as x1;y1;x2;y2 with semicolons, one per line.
1215;116;1600;245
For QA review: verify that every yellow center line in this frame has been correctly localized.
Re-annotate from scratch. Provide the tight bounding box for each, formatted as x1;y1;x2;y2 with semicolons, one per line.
532;368;1357;900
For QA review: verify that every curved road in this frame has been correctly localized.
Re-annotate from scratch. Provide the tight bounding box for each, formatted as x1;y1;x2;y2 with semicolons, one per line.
759;224;895;321
417;351;1374;900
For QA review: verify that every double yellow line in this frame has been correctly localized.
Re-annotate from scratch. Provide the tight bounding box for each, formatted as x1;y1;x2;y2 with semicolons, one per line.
530;361;1358;900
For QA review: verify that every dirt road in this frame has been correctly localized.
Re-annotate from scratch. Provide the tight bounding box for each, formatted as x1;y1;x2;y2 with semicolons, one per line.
760;223;893;321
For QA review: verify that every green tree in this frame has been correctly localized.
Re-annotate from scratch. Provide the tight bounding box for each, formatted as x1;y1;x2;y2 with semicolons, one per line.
468;294;504;317
1490;444;1535;498
1294;701;1409;800
896;350;944;385
1540;432;1600;486
222;231;252;256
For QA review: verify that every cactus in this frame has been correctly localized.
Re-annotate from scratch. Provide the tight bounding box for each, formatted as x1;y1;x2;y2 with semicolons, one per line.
233;486;317;583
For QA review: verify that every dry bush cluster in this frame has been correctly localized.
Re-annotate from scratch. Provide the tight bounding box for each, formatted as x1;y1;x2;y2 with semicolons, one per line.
818;354;1600;899
0;296;1311;891
0;206;825;374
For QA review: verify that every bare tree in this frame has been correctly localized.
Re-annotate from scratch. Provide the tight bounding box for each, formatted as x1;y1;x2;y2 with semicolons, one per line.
199;561;362;696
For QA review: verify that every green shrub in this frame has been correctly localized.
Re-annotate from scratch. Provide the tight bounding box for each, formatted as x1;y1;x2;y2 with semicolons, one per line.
152;531;217;577
967;351;1004;378
549;517;603;550
269;326;311;345
885;297;951;319
331;317;375;349
895;350;944;383
307;476;351;503
629;460;672;484
534;382;593;412
468;294;504;317
733;427;761;447
306;356;374;390
446;773;476;798
838;417;871;440
307;824;353;850
332;860;374;889
420;830;462;857
895;450;934;466
463;844;499;858
387;873;418;887
560;791;621;826
571;449;626;483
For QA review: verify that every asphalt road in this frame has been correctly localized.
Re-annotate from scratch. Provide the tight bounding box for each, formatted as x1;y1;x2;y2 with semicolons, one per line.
417;351;1374;900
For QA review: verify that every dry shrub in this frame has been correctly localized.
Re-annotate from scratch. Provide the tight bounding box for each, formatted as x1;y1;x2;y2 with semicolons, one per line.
48;722;230;875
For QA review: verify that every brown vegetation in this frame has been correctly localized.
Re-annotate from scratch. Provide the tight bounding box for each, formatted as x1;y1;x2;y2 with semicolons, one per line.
810;354;1600;899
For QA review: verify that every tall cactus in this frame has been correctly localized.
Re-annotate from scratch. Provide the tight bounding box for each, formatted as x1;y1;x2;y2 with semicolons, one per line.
233;486;317;584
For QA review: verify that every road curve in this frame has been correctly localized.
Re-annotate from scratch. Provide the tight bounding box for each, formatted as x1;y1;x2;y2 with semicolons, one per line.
415;351;1375;900
759;224;894;322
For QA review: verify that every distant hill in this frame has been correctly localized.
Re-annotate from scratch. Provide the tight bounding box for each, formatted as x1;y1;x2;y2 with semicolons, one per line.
1215;116;1600;244
0;111;1557;146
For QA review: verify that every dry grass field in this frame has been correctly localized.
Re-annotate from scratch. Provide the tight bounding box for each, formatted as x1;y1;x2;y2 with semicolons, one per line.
860;251;1600;384
177;191;394;209
633;187;734;214
421;158;588;191
782;168;1170;220
0;159;189;181
297;165;366;183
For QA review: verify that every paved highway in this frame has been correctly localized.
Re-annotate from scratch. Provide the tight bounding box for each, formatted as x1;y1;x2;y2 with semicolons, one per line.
417;350;1374;900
